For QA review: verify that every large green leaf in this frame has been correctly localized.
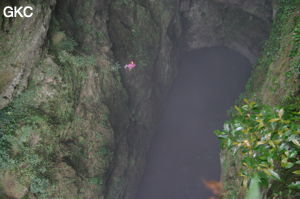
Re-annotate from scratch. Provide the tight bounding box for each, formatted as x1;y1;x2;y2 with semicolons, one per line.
245;176;261;199
264;169;281;181
288;181;300;189
216;100;300;195
292;170;300;175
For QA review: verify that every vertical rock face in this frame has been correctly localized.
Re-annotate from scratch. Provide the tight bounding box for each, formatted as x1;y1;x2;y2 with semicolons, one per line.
105;0;272;198
105;1;179;198
179;0;272;64
1;0;128;198
0;0;273;198
213;0;273;20
0;0;56;108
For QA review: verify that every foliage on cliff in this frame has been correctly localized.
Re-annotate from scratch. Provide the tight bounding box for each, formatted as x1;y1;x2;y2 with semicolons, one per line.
0;0;123;198
245;0;300;105
219;0;300;198
216;99;300;198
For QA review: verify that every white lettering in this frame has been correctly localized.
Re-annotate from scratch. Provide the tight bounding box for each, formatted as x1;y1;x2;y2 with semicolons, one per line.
3;6;34;18
3;6;14;18
23;6;33;18
14;6;24;18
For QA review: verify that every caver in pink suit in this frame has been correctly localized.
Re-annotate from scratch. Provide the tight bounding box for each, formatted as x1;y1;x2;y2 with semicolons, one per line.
124;61;136;70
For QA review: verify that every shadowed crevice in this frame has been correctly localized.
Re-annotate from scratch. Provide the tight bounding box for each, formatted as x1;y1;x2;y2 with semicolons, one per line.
135;47;252;199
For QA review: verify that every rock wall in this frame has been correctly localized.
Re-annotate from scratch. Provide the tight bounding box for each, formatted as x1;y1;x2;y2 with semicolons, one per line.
105;0;273;198
105;1;179;198
0;0;55;109
219;2;300;197
0;0;274;198
1;0;128;198
179;0;272;64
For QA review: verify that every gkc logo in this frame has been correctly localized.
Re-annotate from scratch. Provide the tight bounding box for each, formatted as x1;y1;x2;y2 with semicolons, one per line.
3;6;33;18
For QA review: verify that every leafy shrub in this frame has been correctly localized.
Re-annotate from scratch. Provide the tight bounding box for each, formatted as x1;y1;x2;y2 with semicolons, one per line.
30;177;49;195
110;61;122;72
0;99;52;197
0;134;14;169
287;14;300;77
58;51;96;69
89;177;103;185
279;0;300;4
0;105;24;170
245;175;261;199
100;113;111;128
57;37;77;52
215;99;300;197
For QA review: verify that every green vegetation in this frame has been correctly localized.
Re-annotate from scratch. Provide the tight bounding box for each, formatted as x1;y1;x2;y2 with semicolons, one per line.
129;6;160;69
245;0;299;104
51;31;97;84
287;8;300;77
0;69;14;93
89;177;103;186
58;51;96;70
0;12;104;198
109;61;122;72
245;175;261;199
111;1;160;71
50;19;97;71
0;95;55;198
219;1;300;198
216;99;300;198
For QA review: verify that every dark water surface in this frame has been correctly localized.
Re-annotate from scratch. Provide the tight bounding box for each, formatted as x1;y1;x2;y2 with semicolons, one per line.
135;47;252;199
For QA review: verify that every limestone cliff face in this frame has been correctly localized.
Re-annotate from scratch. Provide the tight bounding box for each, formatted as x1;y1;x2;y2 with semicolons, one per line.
106;1;273;199
0;0;55;109
179;0;272;64
218;1;300;198
1;0;127;198
0;0;275;199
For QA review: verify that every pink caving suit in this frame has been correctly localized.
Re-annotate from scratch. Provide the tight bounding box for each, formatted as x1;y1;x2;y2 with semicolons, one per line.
124;61;136;70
